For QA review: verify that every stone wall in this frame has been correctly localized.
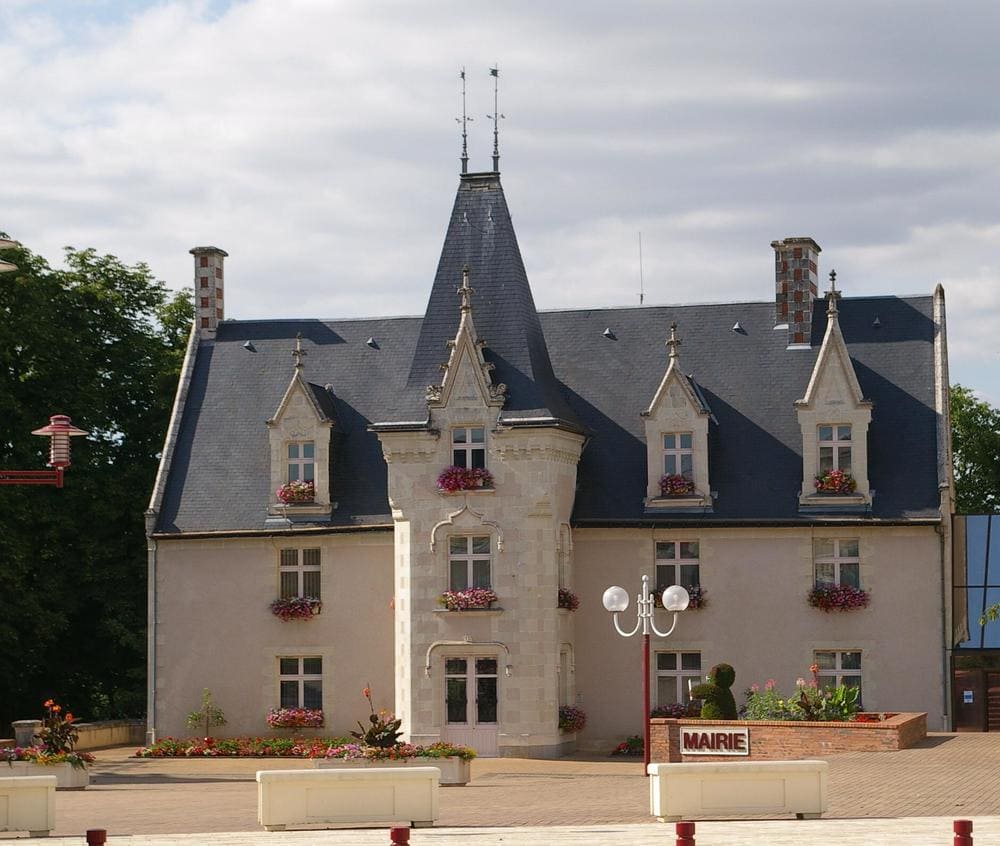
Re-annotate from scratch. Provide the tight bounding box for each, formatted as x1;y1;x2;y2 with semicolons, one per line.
650;712;927;762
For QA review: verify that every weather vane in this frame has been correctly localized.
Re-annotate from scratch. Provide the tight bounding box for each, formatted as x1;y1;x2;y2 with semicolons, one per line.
457;68;474;175
488;65;504;172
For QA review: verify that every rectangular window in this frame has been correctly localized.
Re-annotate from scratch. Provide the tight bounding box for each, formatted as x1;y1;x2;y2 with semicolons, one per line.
452;427;486;469
287;441;315;482
813;539;860;589
655;651;702;705
655;541;700;590
814;650;862;702
278;656;322;709
662;433;693;478
818;425;852;474
445;658;468;723
279;548;321;599
448;535;491;591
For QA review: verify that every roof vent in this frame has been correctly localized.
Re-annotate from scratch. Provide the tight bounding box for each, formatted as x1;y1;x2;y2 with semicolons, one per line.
242;341;256;352
731;321;747;335
366;337;379;349
603;328;617;340
872;316;881;328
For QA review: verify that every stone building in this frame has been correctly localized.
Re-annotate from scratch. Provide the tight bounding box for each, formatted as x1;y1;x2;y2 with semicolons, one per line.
146;164;955;756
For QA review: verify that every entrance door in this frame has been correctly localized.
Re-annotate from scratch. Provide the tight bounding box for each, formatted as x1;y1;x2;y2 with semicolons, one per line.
441;656;499;756
953;668;987;731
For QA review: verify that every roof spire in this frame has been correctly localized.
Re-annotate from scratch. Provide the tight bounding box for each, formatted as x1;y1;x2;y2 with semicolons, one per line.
666;321;681;359
826;269;839;317
458;264;475;313
457;67;472;175
292;332;307;369
488;65;503;172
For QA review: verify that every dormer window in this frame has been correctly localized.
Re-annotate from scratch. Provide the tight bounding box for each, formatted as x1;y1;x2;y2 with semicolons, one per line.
818;426;852;475
452;427;486;469
287;441;315;483
663;433;693;479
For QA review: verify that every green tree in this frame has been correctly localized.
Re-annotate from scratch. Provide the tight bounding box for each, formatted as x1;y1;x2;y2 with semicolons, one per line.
951;385;1000;514
0;238;192;729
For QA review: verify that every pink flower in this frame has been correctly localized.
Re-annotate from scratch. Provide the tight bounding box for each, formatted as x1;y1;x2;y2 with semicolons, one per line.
765;679;776;690
750;683;760;693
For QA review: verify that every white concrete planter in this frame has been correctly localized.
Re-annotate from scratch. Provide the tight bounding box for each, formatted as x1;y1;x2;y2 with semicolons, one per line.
314;755;470;786
0;775;56;836
5;761;90;789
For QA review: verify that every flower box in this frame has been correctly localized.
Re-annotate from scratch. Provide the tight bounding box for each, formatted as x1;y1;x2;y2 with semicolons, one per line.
807;584;870;612
558;705;586;733
813;470;857;494
3;761;90;790
659;474;695;497
269;596;321;620
436;466;494;493
437;588;498;611
266;708;324;729
276;480;315;504
557;588;580;611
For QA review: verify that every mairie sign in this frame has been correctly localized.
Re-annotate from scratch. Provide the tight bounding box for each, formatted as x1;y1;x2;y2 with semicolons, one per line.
681;727;750;756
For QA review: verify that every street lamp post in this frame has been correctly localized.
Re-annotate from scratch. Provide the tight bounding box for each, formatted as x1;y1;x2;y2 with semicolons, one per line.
0;415;88;488
602;574;689;771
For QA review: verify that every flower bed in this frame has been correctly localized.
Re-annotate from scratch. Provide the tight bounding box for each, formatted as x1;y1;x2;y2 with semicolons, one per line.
611;734;643;756
557;588;580;611
659;474;695;496
269;596;322;620
276;480;315;503
3;700;94;788
813;470;856;494
558;705;586;733
807;584;870;612
437;466;493;493
1;747;94;769
438;588;498;611
267;708;324;728
134;736;474;762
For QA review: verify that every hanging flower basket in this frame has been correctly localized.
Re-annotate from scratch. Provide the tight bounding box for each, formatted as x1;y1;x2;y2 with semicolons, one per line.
558;588;580;611
654;585;706;610
270;596;322;620
659;474;695;497
266;708;324;728
558;705;586;733
437;466;494;493
437;588;498;611
276;480;316;503
808;584;870;611
813;470;857;494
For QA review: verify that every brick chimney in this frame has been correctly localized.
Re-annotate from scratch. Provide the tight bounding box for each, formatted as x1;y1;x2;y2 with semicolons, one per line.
190;246;227;335
771;237;821;348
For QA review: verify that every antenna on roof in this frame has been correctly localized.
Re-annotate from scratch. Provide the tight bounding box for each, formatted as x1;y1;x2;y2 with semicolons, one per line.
456;67;473;175
638;231;644;305
487;65;504;172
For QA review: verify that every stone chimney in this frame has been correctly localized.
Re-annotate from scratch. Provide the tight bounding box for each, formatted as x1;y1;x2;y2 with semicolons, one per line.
771;237;821;348
190;246;227;335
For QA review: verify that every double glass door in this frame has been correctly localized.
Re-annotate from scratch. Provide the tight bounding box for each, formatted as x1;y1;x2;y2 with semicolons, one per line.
441;656;499;756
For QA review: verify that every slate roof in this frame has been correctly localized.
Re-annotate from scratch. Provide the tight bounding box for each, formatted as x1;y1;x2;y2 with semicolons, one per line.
154;174;942;534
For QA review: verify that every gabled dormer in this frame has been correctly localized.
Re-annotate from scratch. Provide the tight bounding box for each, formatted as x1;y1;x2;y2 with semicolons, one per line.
795;272;873;511
642;323;714;510
266;334;336;518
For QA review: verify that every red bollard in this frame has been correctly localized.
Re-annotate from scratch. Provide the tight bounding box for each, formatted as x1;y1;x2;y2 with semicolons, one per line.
390;826;411;845
675;820;696;844
86;830;107;846
954;819;973;845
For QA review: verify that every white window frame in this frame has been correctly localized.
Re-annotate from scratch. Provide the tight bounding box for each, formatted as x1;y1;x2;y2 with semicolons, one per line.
655;540;700;590
278;656;322;709
813;539;860;589
814;650;862;693
818;425;852;475
451;427;486;469
662;432;693;479
654;651;702;706
287;440;315;483
448;535;492;591
279;548;321;599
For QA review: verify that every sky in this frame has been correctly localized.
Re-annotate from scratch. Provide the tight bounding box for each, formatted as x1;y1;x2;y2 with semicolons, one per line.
3;0;999;402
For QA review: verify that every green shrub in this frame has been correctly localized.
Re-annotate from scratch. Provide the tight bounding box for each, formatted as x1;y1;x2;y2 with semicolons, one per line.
690;663;738;720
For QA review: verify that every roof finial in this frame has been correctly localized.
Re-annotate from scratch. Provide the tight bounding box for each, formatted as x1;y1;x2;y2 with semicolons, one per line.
488;65;503;172
458;264;475;313
292;332;307;369
457;67;472;175
827;269;839;317
666;321;681;359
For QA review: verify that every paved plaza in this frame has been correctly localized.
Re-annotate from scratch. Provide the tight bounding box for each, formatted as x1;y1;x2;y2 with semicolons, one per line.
5;733;1000;844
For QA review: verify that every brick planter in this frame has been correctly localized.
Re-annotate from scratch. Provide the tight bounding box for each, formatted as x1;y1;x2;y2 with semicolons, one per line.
651;712;927;762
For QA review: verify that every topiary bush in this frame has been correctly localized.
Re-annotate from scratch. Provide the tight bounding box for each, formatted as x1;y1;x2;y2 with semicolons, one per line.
690;663;738;720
